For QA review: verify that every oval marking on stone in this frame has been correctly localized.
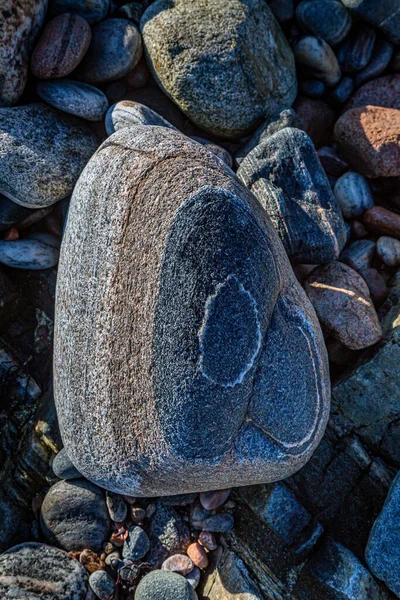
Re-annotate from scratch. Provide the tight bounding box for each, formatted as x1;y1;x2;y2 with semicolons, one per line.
198;274;262;387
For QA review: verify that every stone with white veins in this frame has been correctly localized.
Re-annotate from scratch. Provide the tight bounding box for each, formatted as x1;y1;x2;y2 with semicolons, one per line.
54;125;330;496
0;104;98;208
334;171;374;219
37;80;109;122
0;234;60;270
105;100;177;135
237;127;346;265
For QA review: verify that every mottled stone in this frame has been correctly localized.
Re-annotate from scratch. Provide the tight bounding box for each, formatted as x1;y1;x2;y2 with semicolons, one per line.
346;74;400;112
52;448;82;480
191;502;212;531
89;570;115;600
334;171;374;219
0;0;47;106
162;554;194;576
293;96;335;148
31;14;91;79
304;262;382;350
341;0;400;45
377;237;400;268
334;105;400;178
40;479;110;552
198;531;217;551
234;108;304;167
337;24;376;73
49;0;110;24
77;18;142;84
202;513;234;533
199;489;231;510
106;491;127;522
340;240;376;272
122;526;150;560
136;570;197;600
294;36;341;87
354;39;394;87
296;0;351;46
364;206;400;239
105;100;177;135
317;146;348;178
187;543;208;569
54;126;330;495
0;542;89;599
0;234;60;270
37;80;108;122
237;127;346;264
149;501;191;565
140;0;297;138
366;472;400;596
0;104;98;208
190;138;233;169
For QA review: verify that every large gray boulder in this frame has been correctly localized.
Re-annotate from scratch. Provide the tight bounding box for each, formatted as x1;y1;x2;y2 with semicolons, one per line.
54;126;330;496
140;0;297;138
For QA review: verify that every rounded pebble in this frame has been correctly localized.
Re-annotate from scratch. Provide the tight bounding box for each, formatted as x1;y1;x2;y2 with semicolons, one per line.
40;479;110;552
105;100;176;135
0;234;60;270
135;570;197;600
364;207;400;239
52;448;82;480
106;491;128;522
296;0;351;46
354;38;394;87
89;570;116;600
198;531;218;551
37;80;108;121
49;0;110;24
329;76;354;105
186;567;201;590
162;554;194;576
199;489;231;510
77;18;142;84
294;35;341;87
187;542;209;569
377;237;400;268
31;14;91;79
122;526;150;561
359;268;388;307
337;24;376;73
202;513;235;533
334;171;374;219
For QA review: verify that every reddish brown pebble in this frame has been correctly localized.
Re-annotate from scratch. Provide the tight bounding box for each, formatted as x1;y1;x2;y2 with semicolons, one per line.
187;542;209;569
351;220;368;239
3;227;19;241
68;551;81;561
359;268;388;307
161;554;194;576
363;206;400;239
345;74;400;112
198;531;218;551
31;14;91;79
199;489;231;510
334;105;400;178
293;96;335;148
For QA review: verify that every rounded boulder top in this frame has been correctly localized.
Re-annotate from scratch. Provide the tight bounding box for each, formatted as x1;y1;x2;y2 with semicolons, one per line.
54;126;330;497
140;0;297;138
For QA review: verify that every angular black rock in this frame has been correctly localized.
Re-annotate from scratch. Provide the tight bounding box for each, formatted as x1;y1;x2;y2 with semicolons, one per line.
237;127;346;264
54;126;330;496
0;542;89;599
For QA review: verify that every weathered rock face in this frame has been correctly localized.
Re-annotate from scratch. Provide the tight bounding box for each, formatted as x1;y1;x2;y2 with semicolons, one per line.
140;0;297;138
54;126;330;496
0;0;48;107
237;127;346;264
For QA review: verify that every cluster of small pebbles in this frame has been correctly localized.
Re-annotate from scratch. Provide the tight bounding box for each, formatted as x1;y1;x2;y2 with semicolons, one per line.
1;0;400;598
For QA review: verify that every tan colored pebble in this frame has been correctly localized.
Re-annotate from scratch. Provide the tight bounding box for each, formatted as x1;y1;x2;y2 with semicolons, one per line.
187;542;209;569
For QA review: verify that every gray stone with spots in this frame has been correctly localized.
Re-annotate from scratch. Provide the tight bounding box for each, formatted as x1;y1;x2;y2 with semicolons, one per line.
54;125;330;496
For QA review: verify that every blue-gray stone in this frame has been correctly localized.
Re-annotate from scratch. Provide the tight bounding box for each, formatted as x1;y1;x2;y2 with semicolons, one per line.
88;570;116;600
149;501;191;566
0;196;35;232
341;0;400;46
299;78;326;98
0;542;89;599
122;526;150;560
140;0;297;138
105;100;177;135
354;38;394;87
186;567;201;590
49;0;110;24
329;76;354;105
54;126;330;496
0;234;60;270
334;171;374;219
106;491;127;522
366;471;400;596
337;24;377;73
52;448;82;480
340;240;376;272
135;570;197;600
294;36;341;87
37;80;109;122
237;127;346;264
296;0;351;46
77;18;142;84
202;513;234;533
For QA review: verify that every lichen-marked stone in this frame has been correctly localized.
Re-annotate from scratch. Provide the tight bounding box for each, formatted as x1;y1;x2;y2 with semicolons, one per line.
140;0;297;138
0;542;89;599
54;126;330;496
237;127;346;265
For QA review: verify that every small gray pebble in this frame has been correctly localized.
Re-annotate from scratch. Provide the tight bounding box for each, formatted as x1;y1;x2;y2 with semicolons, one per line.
105;100;176;135
201;513;234;533
52;448;82;480
106;491;128;522
334;171;374;219
89;570;116;600
37;80;109;122
135;570;197;600
186;566;201;590
162;554;194;576
296;0;351;46
377;237;400;268
122;526;150;561
340;239;376;272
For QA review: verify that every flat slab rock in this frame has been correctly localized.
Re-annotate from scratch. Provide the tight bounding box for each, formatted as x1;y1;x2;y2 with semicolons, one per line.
0;542;89;599
54;125;330;496
237;127;346;264
140;0;297;138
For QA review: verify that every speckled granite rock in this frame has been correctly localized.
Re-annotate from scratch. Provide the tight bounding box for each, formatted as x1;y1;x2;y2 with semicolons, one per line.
0;104;98;208
366;471;400;596
0;542;89;599
140;0;297;138
136;570;197;600
0;0;47;106
54;126;330;496
237;127;346;264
